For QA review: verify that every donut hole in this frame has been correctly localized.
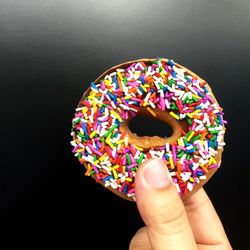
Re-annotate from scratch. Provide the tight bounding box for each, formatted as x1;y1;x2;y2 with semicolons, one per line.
128;114;173;138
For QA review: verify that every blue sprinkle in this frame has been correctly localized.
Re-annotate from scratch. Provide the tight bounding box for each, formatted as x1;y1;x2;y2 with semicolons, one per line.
113;77;119;89
168;60;175;66
95;142;99;150
198;91;204;98
133;101;139;106
203;86;208;93
140;76;145;84
208;140;212;148
113;94;117;102
91;82;98;90
195;105;202;110
178;85;185;90
186;149;195;154
107;92;114;100
196;171;204;176
172;71;177;78
164;154;169;160
139;87;145;93
163;86;168;93
103;176;114;182
123;184;128;193
150;89;155;93
113;131;119;138
82;123;89;139
214;137;217;148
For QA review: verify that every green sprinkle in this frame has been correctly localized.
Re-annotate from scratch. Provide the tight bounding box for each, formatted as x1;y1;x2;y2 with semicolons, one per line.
187;117;192;125
123;77;127;86
74;118;81;124
171;102;178;110
159;83;164;89
90;170;95;175
137;153;144;165
168;79;176;87
177;151;185;158
126;154;131;165
104;124;118;137
192;134;201;141
100;138;104;142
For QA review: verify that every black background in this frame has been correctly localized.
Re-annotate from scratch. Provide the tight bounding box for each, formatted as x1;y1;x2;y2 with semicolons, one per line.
1;0;250;249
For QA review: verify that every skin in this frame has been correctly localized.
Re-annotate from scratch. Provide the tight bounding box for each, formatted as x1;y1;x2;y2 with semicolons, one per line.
129;158;232;250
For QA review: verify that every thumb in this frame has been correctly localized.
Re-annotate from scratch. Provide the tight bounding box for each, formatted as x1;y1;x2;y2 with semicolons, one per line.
135;158;197;250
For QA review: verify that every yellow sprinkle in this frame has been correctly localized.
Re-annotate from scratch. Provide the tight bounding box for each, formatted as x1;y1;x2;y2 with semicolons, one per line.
189;177;194;182
94;160;99;164
104;79;112;86
125;178;133;182
178;138;184;147
134;145;143;151
140;84;147;92
191;110;201;116
122;166;126;173
106;140;115;149
187;131;195;141
90;130;97;139
147;107;157;117
117;107;122;113
135;71;141;76
116;139;124;144
169;157;175;169
160;72;166;79
192;94;201;99
112;169;118;179
170;111;179;120
110;110;123;122
82;107;88;114
209;157;217;165
144;84;150;88
124;95;132;100
76;148;84;152
143;101;147;107
113;165;119;170
89;93;96;99
117;98;122;103
117;70;123;80
187;113;193;118
99;153;107;162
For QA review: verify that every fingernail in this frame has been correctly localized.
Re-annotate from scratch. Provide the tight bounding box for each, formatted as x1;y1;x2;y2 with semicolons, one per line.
142;159;170;189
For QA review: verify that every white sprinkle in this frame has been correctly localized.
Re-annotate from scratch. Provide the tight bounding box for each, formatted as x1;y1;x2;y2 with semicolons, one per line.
187;182;193;191
166;143;170;152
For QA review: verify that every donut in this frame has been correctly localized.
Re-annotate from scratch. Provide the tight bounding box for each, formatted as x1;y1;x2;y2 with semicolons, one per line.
70;58;226;201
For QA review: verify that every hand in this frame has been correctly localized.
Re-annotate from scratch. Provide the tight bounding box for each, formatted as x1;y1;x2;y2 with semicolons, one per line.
130;159;232;250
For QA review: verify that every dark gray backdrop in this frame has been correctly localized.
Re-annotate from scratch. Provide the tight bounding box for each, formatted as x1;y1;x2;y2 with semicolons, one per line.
1;0;250;249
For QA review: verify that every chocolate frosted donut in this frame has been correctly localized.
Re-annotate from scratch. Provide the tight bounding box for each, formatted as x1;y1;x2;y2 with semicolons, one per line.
70;58;226;201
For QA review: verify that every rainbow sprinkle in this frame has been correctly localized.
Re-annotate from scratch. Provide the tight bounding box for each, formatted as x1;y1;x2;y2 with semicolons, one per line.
70;58;226;199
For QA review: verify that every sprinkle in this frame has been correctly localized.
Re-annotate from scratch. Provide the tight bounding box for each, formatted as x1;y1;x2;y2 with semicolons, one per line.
147;107;157;117
169;111;179;120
